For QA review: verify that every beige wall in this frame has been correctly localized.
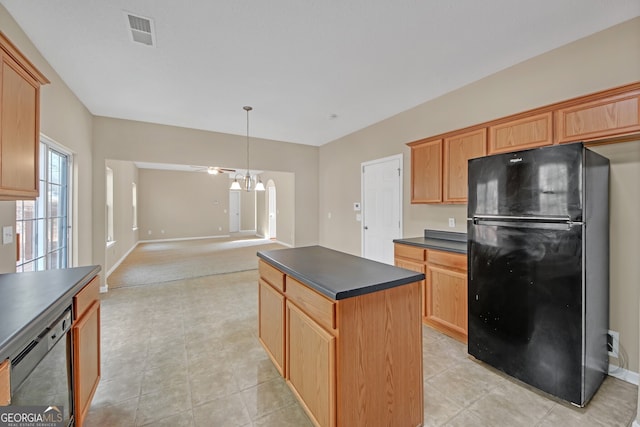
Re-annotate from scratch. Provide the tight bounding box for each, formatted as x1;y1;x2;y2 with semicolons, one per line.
0;5;94;272
319;16;640;374
256;173;296;246
137;168;232;239
104;160;139;275
589;140;640;376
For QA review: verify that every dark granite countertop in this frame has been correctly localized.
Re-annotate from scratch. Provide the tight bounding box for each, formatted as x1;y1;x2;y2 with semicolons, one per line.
0;265;101;361
257;246;424;300
394;229;467;254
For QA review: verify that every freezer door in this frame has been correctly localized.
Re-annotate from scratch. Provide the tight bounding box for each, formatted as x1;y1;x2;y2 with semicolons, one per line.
467;220;584;404
467;143;584;221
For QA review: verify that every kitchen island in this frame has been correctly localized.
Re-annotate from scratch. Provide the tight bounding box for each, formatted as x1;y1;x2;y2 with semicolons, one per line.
257;246;425;427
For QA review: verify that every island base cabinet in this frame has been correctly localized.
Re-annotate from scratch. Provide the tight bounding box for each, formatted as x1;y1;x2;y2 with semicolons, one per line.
259;256;424;427
286;302;336;427
337;282;423;427
258;279;285;375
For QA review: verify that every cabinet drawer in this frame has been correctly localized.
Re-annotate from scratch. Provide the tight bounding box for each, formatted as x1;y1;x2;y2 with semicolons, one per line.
427;250;467;271
395;258;425;274
74;275;100;319
286;276;336;332
259;260;285;292
394;244;426;262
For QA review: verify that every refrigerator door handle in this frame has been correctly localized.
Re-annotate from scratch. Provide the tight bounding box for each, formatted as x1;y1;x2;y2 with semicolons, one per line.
471;215;581;229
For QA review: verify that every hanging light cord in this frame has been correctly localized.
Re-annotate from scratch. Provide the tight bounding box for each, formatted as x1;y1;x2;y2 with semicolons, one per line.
245;106;252;175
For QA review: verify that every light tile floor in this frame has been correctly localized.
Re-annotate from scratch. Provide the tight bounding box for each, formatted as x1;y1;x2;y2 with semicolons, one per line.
85;270;638;426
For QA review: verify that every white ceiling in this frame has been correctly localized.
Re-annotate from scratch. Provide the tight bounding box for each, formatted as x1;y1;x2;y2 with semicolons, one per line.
2;1;639;146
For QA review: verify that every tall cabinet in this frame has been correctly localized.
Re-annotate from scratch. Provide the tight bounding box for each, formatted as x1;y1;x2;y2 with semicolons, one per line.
0;32;49;200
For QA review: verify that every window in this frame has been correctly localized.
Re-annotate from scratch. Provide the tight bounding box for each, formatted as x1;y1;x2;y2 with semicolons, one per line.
106;167;114;244
132;182;138;230
16;139;72;272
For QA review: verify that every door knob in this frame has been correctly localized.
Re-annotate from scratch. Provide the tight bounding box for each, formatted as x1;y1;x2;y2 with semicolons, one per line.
364;226;368;230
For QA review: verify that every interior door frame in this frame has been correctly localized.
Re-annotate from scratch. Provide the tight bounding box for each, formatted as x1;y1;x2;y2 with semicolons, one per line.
360;153;403;262
229;190;241;233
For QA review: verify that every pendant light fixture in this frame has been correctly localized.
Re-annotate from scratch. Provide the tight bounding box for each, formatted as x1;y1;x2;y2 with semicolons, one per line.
230;105;265;191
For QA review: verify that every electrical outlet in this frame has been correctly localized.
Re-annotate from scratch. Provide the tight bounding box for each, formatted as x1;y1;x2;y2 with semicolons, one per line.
608;330;619;358
448;218;456;228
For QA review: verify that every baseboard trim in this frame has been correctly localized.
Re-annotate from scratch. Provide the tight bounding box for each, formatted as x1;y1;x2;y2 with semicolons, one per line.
138;234;231;244
609;364;640;385
274;239;293;248
106;242;139;278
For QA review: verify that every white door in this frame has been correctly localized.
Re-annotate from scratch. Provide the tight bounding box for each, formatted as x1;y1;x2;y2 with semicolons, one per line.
362;154;402;264
229;191;240;232
268;186;277;239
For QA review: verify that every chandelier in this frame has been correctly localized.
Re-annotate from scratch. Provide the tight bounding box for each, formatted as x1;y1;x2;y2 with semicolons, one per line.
230;106;264;192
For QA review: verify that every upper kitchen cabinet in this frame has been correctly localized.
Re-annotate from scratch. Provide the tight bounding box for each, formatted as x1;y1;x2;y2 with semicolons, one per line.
0;32;49;200
410;138;442;203
488;112;553;155
555;89;640;144
410;128;486;204
443;128;486;203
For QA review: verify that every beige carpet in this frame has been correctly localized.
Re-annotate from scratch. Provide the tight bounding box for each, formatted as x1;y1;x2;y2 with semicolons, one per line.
107;235;286;288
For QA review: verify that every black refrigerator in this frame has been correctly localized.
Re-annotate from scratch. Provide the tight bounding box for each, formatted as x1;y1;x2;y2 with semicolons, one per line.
467;142;609;407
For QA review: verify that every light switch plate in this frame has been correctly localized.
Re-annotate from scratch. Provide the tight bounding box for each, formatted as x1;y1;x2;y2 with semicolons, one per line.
2;226;13;244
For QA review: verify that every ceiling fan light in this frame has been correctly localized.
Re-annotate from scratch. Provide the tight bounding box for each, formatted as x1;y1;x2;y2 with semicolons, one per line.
207;167;218;175
255;178;265;191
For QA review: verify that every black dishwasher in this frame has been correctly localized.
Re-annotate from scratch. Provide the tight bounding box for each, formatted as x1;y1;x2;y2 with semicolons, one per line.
10;308;74;427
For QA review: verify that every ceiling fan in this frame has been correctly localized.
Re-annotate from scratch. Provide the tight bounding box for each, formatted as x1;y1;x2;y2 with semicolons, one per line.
190;165;236;175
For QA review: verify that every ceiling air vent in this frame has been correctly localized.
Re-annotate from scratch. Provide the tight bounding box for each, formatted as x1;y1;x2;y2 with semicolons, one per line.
125;12;155;46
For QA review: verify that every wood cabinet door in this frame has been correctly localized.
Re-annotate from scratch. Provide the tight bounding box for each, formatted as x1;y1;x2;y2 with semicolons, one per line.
555;91;640;143
73;301;100;427
0;359;9;406
425;264;467;342
0;53;39;199
410;139;442;203
488;112;553;154
395;258;427;318
443;129;486;203
258;279;285;375
286;301;336;427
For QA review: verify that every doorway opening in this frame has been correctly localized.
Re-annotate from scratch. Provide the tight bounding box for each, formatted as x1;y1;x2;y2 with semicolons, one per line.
267;184;277;240
229;190;240;233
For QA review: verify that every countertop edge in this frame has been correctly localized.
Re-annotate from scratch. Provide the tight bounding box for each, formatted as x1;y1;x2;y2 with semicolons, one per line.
258;249;425;300
393;238;468;254
0;265;102;361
